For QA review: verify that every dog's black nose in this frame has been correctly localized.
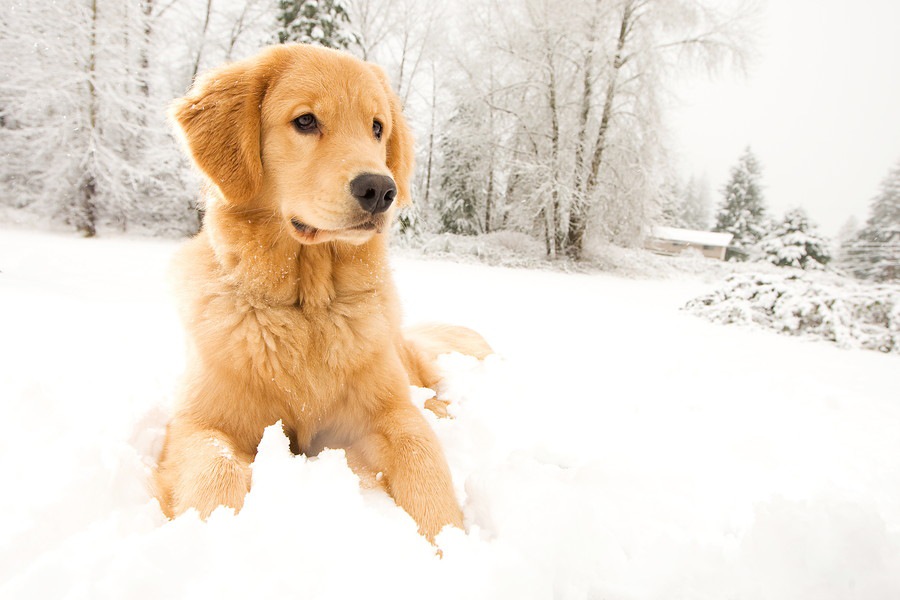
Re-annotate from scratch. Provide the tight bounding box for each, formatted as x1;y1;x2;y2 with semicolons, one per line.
350;173;397;214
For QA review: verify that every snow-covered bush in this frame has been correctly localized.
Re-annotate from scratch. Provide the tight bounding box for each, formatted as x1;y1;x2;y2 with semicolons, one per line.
753;208;831;270
685;272;900;353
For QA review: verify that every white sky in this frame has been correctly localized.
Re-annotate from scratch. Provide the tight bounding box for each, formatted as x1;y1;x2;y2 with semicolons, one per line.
670;0;900;236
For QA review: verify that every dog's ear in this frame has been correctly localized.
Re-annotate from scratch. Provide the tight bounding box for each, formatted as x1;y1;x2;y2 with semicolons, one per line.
170;57;269;202
369;65;415;208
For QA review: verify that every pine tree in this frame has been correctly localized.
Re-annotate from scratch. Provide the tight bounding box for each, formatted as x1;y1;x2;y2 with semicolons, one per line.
842;159;900;281
680;175;711;230
755;208;831;269
436;104;489;236
657;176;712;231
714;147;768;260
658;180;686;228
275;0;354;49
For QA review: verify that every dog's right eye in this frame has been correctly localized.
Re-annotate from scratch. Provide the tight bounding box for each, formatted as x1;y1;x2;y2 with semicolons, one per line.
293;113;318;133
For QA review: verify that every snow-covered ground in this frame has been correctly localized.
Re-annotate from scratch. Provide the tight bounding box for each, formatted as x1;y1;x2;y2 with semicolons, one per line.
1;229;898;600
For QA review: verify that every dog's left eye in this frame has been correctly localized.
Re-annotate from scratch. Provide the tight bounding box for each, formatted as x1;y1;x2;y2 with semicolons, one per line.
373;120;383;141
294;113;318;133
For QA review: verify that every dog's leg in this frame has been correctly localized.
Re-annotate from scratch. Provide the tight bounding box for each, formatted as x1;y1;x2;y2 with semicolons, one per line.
349;401;462;542
156;419;253;519
402;324;492;419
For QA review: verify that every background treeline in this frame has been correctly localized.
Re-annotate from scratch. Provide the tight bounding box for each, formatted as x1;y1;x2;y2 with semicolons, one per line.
0;0;896;280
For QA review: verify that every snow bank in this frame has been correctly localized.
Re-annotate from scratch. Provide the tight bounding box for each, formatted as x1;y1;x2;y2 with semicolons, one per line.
1;230;899;599
685;271;900;353
398;230;740;280
396;230;550;269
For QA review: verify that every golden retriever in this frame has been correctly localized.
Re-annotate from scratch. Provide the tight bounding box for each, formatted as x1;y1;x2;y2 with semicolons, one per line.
155;43;491;541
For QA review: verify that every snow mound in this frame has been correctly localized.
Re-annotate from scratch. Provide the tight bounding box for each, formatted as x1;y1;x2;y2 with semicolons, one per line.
685;271;900;353
3;230;900;599
398;230;742;279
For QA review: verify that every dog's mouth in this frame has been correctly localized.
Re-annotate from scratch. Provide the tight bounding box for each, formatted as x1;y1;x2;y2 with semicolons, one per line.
289;217;381;244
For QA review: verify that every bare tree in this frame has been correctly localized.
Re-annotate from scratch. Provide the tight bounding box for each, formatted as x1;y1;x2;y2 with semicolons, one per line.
346;0;392;60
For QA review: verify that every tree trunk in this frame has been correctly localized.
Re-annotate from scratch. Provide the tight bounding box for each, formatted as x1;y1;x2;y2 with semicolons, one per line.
395;29;410;102
423;62;436;209
545;38;561;258
190;0;213;81
540;207;552;257
485;161;494;234
78;0;99;238
138;0;154;97
77;176;98;237
484;67;496;233
572;0;602;208
226;1;251;60
567;0;634;259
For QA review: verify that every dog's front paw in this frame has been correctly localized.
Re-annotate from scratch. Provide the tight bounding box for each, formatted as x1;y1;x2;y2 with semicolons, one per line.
423;397;452;418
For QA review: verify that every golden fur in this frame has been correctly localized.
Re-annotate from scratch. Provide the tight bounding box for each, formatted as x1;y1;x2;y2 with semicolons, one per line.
155;44;491;541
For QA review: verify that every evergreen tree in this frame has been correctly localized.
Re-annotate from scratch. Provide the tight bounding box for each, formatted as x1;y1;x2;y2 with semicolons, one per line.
842;159;900;281
658;180;686;228
275;0;354;49
836;215;860;248
657;176;711;231
755;208;831;269
680;175;711;230
436;104;489;236
714;147;768;260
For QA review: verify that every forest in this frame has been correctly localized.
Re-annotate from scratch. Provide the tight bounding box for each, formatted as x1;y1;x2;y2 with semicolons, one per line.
0;0;897;279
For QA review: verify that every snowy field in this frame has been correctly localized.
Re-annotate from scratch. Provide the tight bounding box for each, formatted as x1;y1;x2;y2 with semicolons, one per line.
1;229;898;600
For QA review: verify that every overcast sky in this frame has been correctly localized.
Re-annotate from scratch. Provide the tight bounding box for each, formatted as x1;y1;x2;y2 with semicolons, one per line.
670;0;900;236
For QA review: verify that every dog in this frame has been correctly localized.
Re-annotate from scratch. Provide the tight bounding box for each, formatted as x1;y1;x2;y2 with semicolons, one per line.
155;43;491;542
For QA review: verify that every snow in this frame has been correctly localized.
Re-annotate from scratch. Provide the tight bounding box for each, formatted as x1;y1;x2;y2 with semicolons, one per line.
1;229;899;599
650;226;732;247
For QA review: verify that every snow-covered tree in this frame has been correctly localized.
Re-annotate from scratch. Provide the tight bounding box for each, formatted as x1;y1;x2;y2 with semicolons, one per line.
658;175;712;230
0;0;198;236
714;147;768;260
836;216;860;247
842;160;900;282
437;0;755;258
436;103;488;235
680;175;712;231
755;208;831;270
658;180;687;228
275;0;354;49
0;0;759;251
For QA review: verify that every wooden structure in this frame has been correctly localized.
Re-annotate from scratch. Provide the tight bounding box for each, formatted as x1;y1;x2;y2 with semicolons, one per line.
645;226;734;261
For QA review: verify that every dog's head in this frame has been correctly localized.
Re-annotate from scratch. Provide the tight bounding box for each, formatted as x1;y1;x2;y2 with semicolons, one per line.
171;44;414;246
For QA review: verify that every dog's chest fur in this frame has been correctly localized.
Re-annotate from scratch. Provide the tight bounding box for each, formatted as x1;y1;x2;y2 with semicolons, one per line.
175;229;402;448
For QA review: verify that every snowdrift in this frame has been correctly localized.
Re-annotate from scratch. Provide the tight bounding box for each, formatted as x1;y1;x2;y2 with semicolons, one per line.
1;230;898;599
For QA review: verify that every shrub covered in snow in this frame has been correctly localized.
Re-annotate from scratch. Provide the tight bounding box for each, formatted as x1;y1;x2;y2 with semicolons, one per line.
686;272;900;353
753;208;831;270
